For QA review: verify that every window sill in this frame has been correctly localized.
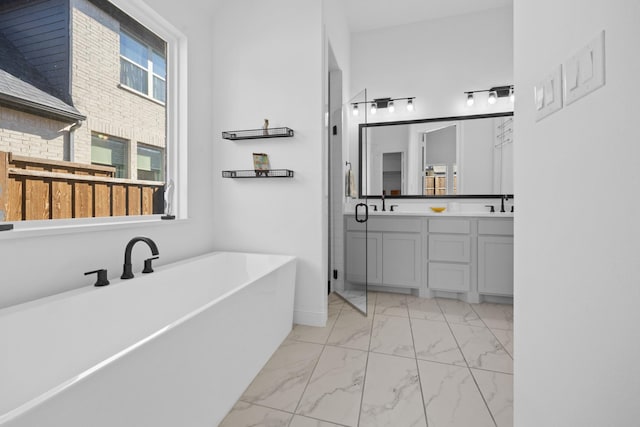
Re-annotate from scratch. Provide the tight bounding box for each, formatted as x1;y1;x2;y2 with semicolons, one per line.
117;84;166;106
0;216;189;241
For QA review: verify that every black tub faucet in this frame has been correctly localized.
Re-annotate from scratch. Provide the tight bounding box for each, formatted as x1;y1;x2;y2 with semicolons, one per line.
121;236;159;279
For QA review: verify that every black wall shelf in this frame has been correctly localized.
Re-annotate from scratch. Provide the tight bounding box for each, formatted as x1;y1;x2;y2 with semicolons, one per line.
222;169;294;178
222;127;294;140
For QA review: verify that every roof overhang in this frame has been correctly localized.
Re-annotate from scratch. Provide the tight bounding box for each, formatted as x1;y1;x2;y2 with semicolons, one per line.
0;93;86;123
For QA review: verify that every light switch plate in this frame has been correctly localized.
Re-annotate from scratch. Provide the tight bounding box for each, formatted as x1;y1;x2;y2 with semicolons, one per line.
563;30;605;106
535;65;563;122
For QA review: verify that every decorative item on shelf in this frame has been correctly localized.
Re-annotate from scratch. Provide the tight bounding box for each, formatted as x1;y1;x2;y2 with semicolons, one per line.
464;85;514;107
161;179;176;220
222;127;294;140
351;96;415;116
222;169;294;178
430;207;446;213
252;152;270;177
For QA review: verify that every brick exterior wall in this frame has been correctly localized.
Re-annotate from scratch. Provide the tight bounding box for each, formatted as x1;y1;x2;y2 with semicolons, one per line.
0;106;68;160
70;0;166;179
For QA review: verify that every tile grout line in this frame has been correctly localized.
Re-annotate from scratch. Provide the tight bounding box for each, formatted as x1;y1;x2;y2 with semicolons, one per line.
468;304;514;362
441;299;500;427
407;310;431;427
289;298;346;425
354;292;380;427
240;399;352;427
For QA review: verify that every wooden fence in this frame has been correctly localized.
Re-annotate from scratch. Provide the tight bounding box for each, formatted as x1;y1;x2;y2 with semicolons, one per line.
0;151;164;222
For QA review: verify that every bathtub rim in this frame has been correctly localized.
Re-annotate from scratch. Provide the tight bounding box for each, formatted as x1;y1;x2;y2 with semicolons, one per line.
0;251;296;425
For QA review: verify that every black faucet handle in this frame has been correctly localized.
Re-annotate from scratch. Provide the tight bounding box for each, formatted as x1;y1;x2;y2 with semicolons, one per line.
143;256;159;274
485;205;495;213
368;204;378;211
390;205;399;212
85;269;110;287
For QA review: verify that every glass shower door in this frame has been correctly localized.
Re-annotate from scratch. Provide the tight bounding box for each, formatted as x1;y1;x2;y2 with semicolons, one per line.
336;89;369;314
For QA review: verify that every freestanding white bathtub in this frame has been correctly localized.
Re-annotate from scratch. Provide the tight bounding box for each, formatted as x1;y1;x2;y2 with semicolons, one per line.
0;251;296;427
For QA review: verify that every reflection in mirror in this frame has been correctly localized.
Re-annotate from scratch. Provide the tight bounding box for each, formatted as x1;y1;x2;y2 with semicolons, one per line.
360;112;513;198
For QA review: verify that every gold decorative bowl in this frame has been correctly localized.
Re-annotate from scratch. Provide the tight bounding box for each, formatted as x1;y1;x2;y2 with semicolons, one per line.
430;207;446;213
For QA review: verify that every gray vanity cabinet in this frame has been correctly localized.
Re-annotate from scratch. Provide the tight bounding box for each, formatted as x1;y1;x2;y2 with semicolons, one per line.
345;231;383;284
344;214;513;301
382;232;421;287
427;219;474;293
345;216;421;289
478;219;514;296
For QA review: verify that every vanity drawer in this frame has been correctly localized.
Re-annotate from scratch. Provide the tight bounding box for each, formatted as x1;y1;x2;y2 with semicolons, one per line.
428;262;470;292
428;235;471;263
428;219;471;234
478;219;513;236
346;216;421;233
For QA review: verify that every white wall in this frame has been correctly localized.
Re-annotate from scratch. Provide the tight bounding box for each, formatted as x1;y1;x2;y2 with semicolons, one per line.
368;125;409;195
351;6;513;121
460;118;494;193
348;6;513;208
0;0;216;310
211;0;326;326
514;1;640;425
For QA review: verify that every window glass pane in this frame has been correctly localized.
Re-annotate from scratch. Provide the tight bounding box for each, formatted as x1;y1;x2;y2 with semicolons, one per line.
152;50;166;78
153;76;166;102
0;0;170;222
120;32;148;67
137;145;164;181
91;134;128;178
121;59;148;93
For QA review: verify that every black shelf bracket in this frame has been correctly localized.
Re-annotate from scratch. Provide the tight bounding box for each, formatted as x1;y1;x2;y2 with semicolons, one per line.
222;127;294;140
222;169;294;178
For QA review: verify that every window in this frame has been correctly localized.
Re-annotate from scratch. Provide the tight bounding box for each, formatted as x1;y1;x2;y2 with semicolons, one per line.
91;133;129;178
137;144;164;181
0;0;187;229
120;31;166;103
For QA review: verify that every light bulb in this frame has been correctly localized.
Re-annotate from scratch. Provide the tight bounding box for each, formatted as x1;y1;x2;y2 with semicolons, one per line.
352;104;359;116
406;99;414;111
488;91;497;105
509;87;515;103
388;100;395;113
371;103;377;114
466;93;474;107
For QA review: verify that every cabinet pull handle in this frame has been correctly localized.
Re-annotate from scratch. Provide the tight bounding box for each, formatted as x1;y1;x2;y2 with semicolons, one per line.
355;203;369;223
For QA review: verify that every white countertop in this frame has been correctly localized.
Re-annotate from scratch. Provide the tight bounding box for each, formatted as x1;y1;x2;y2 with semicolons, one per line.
344;210;514;218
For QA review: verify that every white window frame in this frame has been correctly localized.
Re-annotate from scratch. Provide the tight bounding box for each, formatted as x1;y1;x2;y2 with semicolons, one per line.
119;30;166;104
2;0;188;239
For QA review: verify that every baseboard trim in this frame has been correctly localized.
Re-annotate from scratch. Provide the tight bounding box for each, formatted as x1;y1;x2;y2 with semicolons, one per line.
293;308;327;327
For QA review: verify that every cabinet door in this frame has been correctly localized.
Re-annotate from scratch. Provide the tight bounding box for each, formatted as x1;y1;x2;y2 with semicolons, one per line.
428;235;471;263
346;231;383;284
383;232;421;287
478;236;514;296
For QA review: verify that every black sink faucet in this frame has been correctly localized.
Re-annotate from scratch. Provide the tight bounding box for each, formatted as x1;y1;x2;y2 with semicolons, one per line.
121;236;159;279
500;195;510;213
381;192;386;212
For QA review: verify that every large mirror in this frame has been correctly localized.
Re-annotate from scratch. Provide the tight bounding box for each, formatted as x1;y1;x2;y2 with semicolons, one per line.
359;112;513;198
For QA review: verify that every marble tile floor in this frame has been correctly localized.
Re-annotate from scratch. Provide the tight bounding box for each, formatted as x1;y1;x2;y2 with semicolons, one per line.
220;292;513;427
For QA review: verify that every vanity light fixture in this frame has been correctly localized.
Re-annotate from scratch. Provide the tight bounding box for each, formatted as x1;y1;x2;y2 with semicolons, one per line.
464;85;514;107
466;93;475;107
406;98;414;111
350;96;416;116
488;90;498;104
